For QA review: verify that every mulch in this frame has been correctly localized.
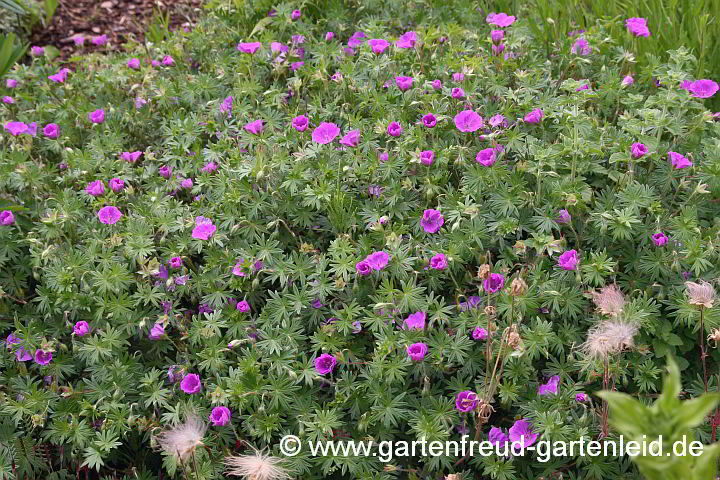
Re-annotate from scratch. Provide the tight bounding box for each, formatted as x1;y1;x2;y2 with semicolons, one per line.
30;0;204;61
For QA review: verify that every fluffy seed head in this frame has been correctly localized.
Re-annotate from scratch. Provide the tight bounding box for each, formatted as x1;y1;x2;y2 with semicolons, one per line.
156;415;207;461
591;284;626;317
582;320;637;359
224;447;290;480
685;280;716;308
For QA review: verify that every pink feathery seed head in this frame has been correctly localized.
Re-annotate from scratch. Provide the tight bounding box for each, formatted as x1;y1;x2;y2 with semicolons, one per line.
97;206;122;225
395;31;417;49
244;119;264;135
652;232;668;246
686;280;716;308
224;446;290;480
368;38;390;54
419;150;434;166
420;209;444;233
312;122;340;144
688;79;719;99
486;12;516;27
237;42;262;54
582;320;638;358
387;121;404;137
591;284;626;317
0;210;15;226
668;151;692;169
407;342;428;361
109;178;125;193
88;109;105;124
557;249;578;270
422;113;437;128
209;406;231;426
395;76;414;91
454;109;483;132
339;129;360;147
315;353;336;375
73;321;91;336
157;416;207;460
430;253;447;270
365;251;389;270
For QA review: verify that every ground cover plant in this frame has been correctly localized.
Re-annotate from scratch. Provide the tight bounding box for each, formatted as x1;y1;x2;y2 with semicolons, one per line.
1;0;720;479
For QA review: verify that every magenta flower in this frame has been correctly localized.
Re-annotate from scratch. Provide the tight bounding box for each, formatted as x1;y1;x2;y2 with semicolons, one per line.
34;350;52;365
403;311;426;330
489;114;507;128
109;178;125;193
192;216;216;240
368;39;389;54
472;327;488;340
237;42;262;54
557;249;578;270
557;209;572;224
430;253;447;270
631;142;647;159
135;97;147;109
88;109;105;124
181;178;193;189
431;79;442;90
571;38;591;55
6;79;17;88
73;35;85;45
202;161;217;173
395;76;414;91
395;31;417;49
378;151;389;162
209;406;231;426
86;180;105;196
407;342;428;362
365;251;390;270
31;46;44;56
576;84;590;92
509;419;537;448
387;121;404;137
524;108;544;124
97;206;122;225
454;110;483;132
159;165;172;178
486;12;516;27
291;9;301;20
325;32;335;41
451;87;465;99
0;210;15;226
43;123;59;138
292;115;309;132
420;209;444;233
16;347;32;362
3;96;12;104
452;72;465;82
122;151;142;163
626;17;651;37
652;232;668;246
312;122;340;144
422;113;437;128
128;58;140;69
356;260;372;276
236;300;250;312
489;427;509;446
162;55;174;66
73;321;91;337
170;257;183;268
687;79;719;99
348;31;366;48
483;273;505;293
6;332;20;347
48;68;71;83
290;61;304;71
180;373;202;394
475;145;503;166
576;393;588;402
149;322;165;339
271;42;288;54
537;375;560;395
92;35;108;46
340;129;360;147
4;122;29;136
668;151;692;169
455;391;478;412
244;119;264;135
315;353;336;375
622;75;634;86
420;150;434;166
491;30;505;43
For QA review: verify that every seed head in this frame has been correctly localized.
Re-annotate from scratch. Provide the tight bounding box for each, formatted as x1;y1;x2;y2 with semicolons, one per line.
510;277;528;297
156;415;206;461
224;447;290;480
685;280;716;308
581;320;637;359
591;284;626;317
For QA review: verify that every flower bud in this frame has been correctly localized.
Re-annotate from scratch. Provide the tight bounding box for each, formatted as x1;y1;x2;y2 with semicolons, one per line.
477;264;491;280
510;277;528;296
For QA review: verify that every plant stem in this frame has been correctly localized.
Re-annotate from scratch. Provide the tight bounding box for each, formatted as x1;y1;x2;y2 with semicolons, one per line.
700;306;708;392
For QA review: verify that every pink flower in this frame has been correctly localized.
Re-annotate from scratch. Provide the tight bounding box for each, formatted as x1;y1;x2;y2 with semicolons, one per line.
88;109;105;124
209;406;231;426
395;31;417;49
97;206;122;224
652;232;668;246
73;321;91;336
422;113;437;128
34;350;52;365
159;165;172;178
92;35;108;46
486;12;516;27
202;161;217;173
431;79;442;90
557;250;578;270
622;75;634;86
122;151;142;163
368;39;389;54
180;373;202;394
454;110;483;132
356;260;372;276
16;347;32;362
312;122;340;144
325;32;335;41
162;55;174;66
149;322;165;339
557;209;571;224
403;311;426;330
451;87;465;99
419;150;434;166
576;393;588;402
491;30;505;43
420;209;444;233
181;178;193;189
483;273;505;293
509;419;537;448
0;210;15;226
365;251;389;270
407;342;428;361
291;9;301;20
626;17;651;37
347;31;366;48
3;96;13;104
475;145;503;166
170;257;183;268
128;58;141;69
109;178;125;193
292;115;309;132
492;44;505;56
668;151;692;169
192;216;216;240
631;142;647;159
86;180;105;196
537;375;560;395
688;79;719;99
395;76;413;91
4;122;29;136
244;119;264;135
387;121;404;136
472;327;488;340
489;114;507;128
290;61;303;71
576;84;590;91
571;38;591;55
340;129;360;147
43;123;59;138
455;391;478;412
31;46;44;56
237;42;262;54
236;300;250;312
315;353;336;375
524;108;544;124
453;72;465;82
6;79;17;88
73;35;85;46
430;253;447;270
